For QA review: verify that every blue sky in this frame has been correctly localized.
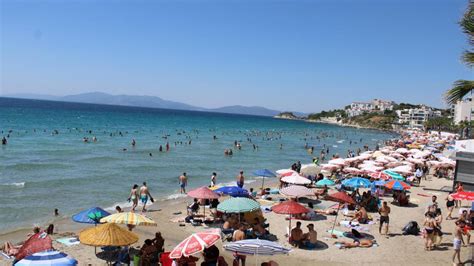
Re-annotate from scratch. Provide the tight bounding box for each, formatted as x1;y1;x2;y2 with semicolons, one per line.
1;0;472;113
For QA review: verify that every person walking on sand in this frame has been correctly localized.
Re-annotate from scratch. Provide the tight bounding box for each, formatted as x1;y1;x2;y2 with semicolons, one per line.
179;173;188;194
446;194;455;220
236;171;245;188
140;182;154;212
128;184;139;212
453;220;464;265
211;172;217;187
379;201;390;236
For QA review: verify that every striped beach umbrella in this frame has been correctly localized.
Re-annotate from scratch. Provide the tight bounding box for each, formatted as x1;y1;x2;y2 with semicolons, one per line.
15;250;77;266
450;191;474;201
383;170;405;181
223;239;291;255
99;212;157;226
384;180;411;191
79;223;139;247
217;197;260;213
169;229;221;259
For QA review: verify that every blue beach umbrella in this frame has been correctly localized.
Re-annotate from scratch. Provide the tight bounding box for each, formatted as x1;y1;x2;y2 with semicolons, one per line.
342;177;371;188
316;178;335;187
215;186;249;197
383;170;405;181
72;207;110;224
253;169;276;189
373;180;387;186
16;250;77;266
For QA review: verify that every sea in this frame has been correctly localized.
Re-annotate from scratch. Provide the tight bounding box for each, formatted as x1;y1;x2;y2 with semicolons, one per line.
0;97;397;233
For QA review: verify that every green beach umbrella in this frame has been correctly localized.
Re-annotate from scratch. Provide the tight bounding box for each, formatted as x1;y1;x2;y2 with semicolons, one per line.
316;178;335;187
383;170;405;181
217;197;260;213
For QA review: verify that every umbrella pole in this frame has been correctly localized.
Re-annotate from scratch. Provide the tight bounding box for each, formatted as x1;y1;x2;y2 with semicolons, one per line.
331;204;341;233
288;214;292;243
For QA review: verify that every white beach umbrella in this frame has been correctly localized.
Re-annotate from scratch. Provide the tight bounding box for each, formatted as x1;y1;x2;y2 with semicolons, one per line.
300;164;319;176
320;164;341;171
328;158;346;166
276;169;297;175
281;174;311;185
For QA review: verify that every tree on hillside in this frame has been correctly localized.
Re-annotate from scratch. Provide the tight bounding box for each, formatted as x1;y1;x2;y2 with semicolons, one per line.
445;3;474;105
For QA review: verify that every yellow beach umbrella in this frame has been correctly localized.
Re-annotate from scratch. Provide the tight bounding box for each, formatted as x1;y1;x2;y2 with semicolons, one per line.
99;212;157;226
79;223;139;247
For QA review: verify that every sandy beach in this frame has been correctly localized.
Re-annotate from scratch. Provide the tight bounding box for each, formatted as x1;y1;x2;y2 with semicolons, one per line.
1;172;471;266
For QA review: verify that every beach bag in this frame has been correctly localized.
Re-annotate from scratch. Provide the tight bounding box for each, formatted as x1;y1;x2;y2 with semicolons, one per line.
402;221;420;235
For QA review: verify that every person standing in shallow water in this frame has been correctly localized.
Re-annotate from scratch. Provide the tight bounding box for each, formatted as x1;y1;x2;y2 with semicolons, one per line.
2;137;7;145
236;171;245;188
140;182;154;212
179;173;188;193
128;184;139;212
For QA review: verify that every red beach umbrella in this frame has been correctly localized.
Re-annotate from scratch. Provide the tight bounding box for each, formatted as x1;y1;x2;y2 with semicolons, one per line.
325;192;355;233
450;191;474;201
325;191;355;205
169;229;221;259
187;186;220;199
15;232;52;261
272;200;308;242
369;171;390;180
272;200;309;215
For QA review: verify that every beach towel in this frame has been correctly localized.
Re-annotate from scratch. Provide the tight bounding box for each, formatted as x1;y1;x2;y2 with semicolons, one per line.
327;229;345;237
0;251;13;260
260;206;272;213
56;237;80;246
340;220;359;227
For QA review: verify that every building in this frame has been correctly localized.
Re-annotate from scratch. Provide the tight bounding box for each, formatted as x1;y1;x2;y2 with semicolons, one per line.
396;105;441;129
346;99;394;117
453;97;474;125
453;140;474;192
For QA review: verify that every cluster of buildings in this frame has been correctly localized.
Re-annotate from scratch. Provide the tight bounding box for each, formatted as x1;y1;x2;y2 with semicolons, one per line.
395;105;442;129
346;99;395;117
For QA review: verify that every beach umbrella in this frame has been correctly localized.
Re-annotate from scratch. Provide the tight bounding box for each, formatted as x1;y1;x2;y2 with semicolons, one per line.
342;177;371;188
383;170;405;181
169;229;221;259
328;158;346;166
300;164;319;176
217;197;260;214
390;166;413;175
253;169;276;190
15;232;53;261
215;186;249;197
373;180;387;186
16;250;77;266
187;186;220;199
99;212;157;226
79;223;139;247
384;180;411;191
320;164;341;171
224;239;291;265
325;191;356;232
342;167;363;175
281;174;311;185
450;191;474;201
276;169;296;175
315;178;335;187
279;185;314;198
369;171;390;180
72;207;110;224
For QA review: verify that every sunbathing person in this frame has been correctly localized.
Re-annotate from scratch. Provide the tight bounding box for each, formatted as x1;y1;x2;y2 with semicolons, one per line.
252;217;267;237
315;208;338;215
350;206;369;224
2;242;20;256
187;198;200;215
335;239;375;249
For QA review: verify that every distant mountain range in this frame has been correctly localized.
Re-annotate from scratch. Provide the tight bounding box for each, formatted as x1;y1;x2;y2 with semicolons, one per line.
4;92;305;117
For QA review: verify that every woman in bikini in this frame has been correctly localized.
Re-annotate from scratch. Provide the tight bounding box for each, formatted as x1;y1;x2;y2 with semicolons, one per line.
423;212;438;250
128;184;139;212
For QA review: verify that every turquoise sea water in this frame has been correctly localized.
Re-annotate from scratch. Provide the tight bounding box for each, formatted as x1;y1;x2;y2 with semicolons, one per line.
0;98;397;232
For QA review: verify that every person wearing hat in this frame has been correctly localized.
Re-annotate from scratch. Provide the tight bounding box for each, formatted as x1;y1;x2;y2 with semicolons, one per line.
302;223;317;249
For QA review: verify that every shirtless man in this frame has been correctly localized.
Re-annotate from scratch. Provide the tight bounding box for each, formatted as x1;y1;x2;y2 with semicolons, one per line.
236;171;245;188
379;201;391;236
453;221;464;265
302;224;317;249
140;182;153;212
290;221;303;247
211;172;217;187
179;173;188;194
351;206;368;224
233;224;246;266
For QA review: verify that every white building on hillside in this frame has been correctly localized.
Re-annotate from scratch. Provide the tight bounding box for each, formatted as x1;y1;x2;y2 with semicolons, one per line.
346;99;394;117
453;97;474;125
396;105;441;129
